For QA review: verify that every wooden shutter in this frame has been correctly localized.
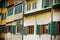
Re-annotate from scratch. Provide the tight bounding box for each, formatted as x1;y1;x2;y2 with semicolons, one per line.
48;23;51;34
20;25;23;34
32;2;37;9
4;26;7;33
55;0;60;4
10;25;16;34
16;20;20;25
50;21;57;35
36;25;40;35
2;13;6;20
42;0;50;8
0;27;2;34
23;27;27;35
57;22;60;35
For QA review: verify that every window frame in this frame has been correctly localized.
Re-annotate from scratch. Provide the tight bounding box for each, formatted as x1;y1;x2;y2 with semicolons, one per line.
15;4;22;14
27;25;34;34
8;7;13;16
40;24;48;34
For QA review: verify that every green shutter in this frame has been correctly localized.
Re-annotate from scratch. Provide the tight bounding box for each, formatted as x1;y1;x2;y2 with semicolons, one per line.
10;25;16;34
0;27;2;34
2;13;6;20
51;21;57;35
4;26;7;33
48;21;57;35
20;25;23;34
42;0;50;8
13;26;16;34
10;26;13;34
23;27;27;35
36;25;40;35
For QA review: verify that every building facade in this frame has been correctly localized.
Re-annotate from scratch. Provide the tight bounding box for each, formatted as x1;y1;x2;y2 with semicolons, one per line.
0;0;60;40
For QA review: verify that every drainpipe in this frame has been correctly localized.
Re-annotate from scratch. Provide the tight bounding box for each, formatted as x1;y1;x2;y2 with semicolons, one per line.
22;0;25;40
51;0;56;40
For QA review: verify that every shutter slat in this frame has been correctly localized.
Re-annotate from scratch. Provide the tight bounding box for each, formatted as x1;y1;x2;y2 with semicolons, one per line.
0;27;2;34
10;25;16;34
36;25;40;35
4;26;7;33
20;25;23;34
23;27;27;35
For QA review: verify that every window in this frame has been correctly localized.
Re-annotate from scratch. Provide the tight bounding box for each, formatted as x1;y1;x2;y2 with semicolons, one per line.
42;0;51;8
16;26;20;33
15;4;22;14
55;0;60;4
40;24;48;34
8;7;13;16
32;2;37;9
57;21;60;35
27;3;31;11
2;13;6;20
27;25;34;34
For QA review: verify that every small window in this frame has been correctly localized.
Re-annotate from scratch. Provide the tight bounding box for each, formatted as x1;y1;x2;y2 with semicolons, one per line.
8;7;13;16
2;13;6;20
15;4;22;14
27;25;34;34
40;24;48;34
32;2;37;9
27;3;31;11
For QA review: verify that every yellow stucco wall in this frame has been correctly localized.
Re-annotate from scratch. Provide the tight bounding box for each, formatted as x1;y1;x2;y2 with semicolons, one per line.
2;8;8;13
1;19;6;25
24;11;51;26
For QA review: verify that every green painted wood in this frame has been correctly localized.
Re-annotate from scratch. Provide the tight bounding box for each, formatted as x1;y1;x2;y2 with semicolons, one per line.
16;20;20;25
48;21;57;35
23;27;27;35
20;25;23;34
36;25;40;35
42;0;51;8
0;27;2;34
2;13;6;20
10;25;16;34
51;21;57;35
4;26;7;33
